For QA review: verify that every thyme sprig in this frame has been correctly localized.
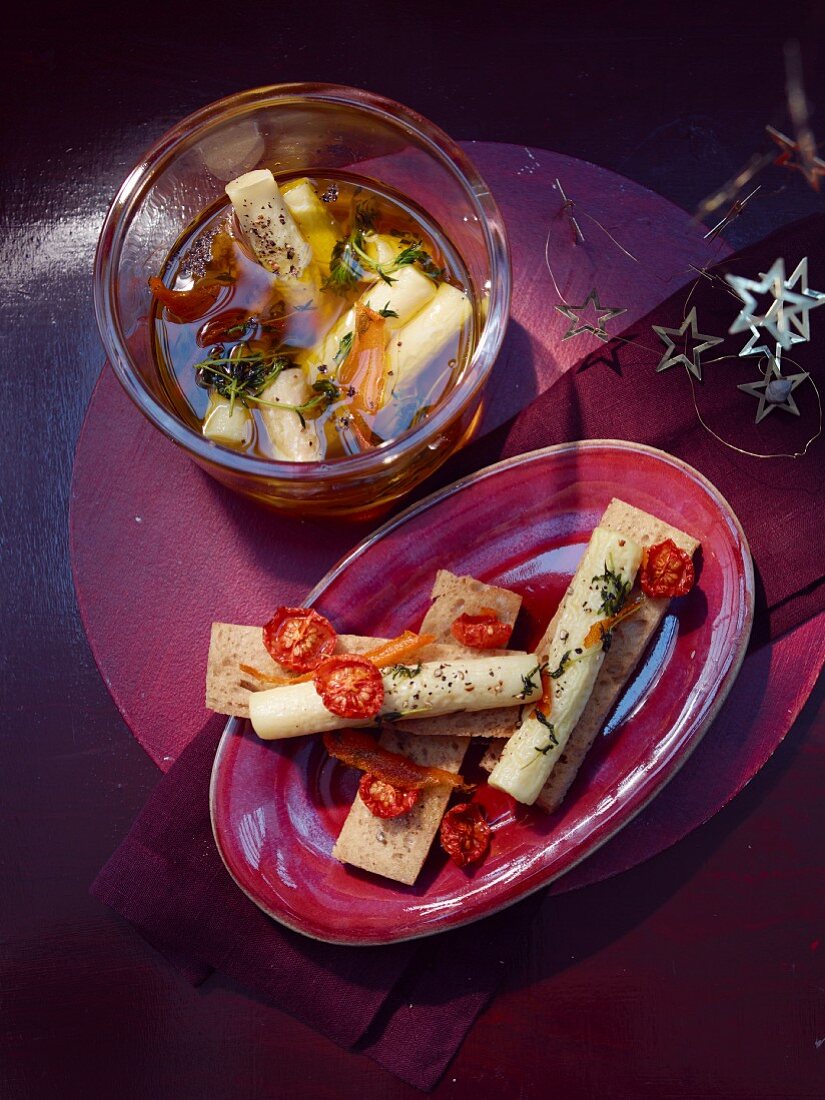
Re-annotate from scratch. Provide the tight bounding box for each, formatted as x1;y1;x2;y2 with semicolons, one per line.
249;377;341;428
385;663;423;680
194;347;292;415
518;661;547;699
322;198;445;293
194;345;339;425
592;559;631;617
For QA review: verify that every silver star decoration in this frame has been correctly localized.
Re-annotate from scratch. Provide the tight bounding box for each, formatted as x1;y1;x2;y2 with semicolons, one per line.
652;307;723;381
737;355;808;423
738;322;796;360
778;257;825;343
555;289;627;342
726;258;824;351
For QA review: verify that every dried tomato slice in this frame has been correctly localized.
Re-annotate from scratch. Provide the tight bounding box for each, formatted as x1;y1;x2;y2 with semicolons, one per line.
450;612;512;649
313;655;384;719
439;803;491;868
323;729;469;790
359;774;420;818
640;539;695;599
263;607;337;673
148;276;221;322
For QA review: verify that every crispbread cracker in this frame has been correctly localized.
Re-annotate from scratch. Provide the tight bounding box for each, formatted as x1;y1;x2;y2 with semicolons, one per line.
420;570;523;656
482;499;700;813
332;571;522;884
206;625;519;723
331;728;467;885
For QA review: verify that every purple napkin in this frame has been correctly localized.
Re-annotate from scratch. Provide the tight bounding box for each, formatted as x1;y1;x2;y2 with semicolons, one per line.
92;713;536;1089
93;215;825;1090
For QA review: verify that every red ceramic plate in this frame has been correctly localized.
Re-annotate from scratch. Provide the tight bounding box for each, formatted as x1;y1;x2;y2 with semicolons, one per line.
210;440;754;944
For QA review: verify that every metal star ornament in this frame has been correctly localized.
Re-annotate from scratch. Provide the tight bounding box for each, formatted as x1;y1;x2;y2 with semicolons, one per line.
766;124;825;191
555;289;627;342
726;258;822;350
737;355;808;423
652;308;723;381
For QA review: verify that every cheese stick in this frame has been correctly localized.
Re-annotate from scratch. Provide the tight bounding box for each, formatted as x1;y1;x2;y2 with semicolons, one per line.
281;178;339;268
225;169;312;277
361;265;436;333
249;653;541;740
202;394;252;445
258;366;320;461
386;282;472;393
489;528;642;804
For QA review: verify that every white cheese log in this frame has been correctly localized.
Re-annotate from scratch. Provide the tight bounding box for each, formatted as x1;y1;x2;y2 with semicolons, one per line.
202;394;252;446
488;528;643;804
281;178;339;268
249;653;541;740
360;266;436;333
225;169;312;277
363;233;400;269
259;367;320;461
386;282;472;393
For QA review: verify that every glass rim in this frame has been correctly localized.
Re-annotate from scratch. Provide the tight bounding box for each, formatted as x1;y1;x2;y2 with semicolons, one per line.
93;82;511;483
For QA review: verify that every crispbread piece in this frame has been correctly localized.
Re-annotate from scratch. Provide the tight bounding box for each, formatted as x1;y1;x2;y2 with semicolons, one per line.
332;571;522;884
481;499;700;812
331;728;467;885
420;570;523;656
205;625;518;722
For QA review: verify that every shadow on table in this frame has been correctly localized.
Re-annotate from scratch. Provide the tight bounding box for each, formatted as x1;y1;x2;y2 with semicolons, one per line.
505;670;824;992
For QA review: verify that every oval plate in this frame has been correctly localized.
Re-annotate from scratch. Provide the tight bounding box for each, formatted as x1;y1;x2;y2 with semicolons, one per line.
211;441;753;945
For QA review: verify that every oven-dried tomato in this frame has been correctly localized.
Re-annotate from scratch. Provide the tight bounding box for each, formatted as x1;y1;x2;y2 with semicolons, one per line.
263;607;337;673
640;539;695;598
450;612;512;649
148;276;221;322
359;774;420;818
439;803;491;867
323;729;469;790
313;655;384;719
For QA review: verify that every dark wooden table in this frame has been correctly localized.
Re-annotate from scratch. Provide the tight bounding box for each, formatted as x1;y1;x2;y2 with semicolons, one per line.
3;3;824;1096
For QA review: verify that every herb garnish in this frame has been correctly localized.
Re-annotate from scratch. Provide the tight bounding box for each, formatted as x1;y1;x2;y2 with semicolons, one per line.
333;331;354;367
547;651;572;680
533;711;558;755
322;198;445;292
251;377;341;428
377;302;399;318
386;663;422;680
194;345;339;425
194;347;291;414
518;662;546;699
592;560;631;617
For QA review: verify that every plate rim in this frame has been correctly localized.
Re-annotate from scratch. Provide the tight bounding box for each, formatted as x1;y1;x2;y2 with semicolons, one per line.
210;438;754;945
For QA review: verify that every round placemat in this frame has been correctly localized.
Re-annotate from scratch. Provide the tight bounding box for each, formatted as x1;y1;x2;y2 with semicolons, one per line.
70;142;823;892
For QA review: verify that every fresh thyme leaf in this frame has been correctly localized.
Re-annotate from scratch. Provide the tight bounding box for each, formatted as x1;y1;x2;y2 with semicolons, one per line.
312;378;341;402
333;331;353;367
354;199;378;233
592;561;631;617
242;371;340;427
548;651;571;679
322;237;363;293
377;303;399;318
534;710;556;735
518;663;544;699
386;663;422;680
